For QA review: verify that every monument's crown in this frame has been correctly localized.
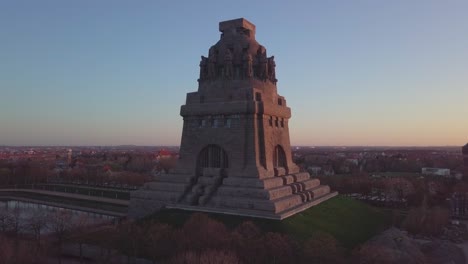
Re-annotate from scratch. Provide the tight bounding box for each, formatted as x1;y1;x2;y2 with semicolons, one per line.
219;18;256;38
198;18;276;84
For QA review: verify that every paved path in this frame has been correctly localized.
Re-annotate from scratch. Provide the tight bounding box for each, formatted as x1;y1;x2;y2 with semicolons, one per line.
0;189;129;206
36;183;133;193
0;195;126;217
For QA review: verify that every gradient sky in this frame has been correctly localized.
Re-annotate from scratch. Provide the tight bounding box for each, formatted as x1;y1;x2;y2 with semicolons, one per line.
1;0;467;146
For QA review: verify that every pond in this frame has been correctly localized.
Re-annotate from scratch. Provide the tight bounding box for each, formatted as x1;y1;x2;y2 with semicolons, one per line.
0;200;117;234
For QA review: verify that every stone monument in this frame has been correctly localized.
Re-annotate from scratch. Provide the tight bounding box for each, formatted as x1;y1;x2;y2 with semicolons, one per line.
129;18;337;219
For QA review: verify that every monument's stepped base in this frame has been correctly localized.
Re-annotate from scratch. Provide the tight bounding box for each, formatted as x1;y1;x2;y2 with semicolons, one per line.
168;191;338;220
129;171;337;219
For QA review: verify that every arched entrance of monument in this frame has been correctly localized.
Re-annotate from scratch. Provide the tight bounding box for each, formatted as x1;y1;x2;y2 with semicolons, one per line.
182;145;229;206
273;145;287;176
196;144;229;176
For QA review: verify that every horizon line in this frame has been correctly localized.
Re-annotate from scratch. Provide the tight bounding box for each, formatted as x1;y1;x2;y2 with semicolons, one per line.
0;144;464;148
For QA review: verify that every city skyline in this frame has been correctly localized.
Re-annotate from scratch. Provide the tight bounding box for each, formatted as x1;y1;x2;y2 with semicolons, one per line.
1;1;467;146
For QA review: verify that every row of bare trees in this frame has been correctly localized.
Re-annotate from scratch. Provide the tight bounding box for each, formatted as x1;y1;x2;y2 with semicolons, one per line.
319;173;462;208
0;159;51;186
1;208;451;263
0;206;97;264
0;154;158;188
299;151;463;174
65;213;347;264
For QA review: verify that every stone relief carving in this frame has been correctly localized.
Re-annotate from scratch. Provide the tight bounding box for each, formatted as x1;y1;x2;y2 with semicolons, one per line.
200;43;277;82
223;49;233;80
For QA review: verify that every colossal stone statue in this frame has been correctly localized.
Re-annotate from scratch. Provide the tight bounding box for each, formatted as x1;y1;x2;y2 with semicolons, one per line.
257;47;268;81
224;49;233;79
199;56;208;81
207;48;217;79
243;52;253;78
268;56;277;83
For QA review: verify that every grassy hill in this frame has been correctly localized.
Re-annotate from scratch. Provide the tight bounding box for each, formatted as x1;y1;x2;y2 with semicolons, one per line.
144;195;391;249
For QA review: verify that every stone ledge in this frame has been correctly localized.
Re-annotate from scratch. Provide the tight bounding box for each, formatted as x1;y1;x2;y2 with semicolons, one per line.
216;186;269;199
167;191;338;220
209;196;275;211
222;172;317;190
276;192;338;219
128;198;165;219
144;182;188;192
215;178;322;201
153;174;194;183
292;172;311;182
130;190;180;202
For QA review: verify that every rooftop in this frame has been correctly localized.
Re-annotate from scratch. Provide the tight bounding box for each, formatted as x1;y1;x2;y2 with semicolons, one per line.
219;18;255;35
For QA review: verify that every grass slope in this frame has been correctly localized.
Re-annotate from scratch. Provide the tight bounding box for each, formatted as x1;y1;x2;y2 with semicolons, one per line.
145;195;391;249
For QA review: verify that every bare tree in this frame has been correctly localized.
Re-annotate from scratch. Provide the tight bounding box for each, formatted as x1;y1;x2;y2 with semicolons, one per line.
0;234;49;264
144;222;176;262
0;210;12;233
7;207;24;237
113;221;145;263
26;210;49;246
0;235;14;263
49;210;73;264
67;214;91;264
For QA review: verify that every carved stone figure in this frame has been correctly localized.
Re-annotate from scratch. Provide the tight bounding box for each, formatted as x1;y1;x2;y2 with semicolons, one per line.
199;56;208;81
257;47;268;81
208;48;217;79
268;56;276;82
243;52;253;78
224;49;233;79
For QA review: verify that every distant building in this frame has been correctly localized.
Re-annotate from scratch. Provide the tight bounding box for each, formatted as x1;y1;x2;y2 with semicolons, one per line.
422;167;450;177
322;165;335;176
450;144;468;218
156;149;175;161
307;166;322;176
55;160;68;170
346;158;359;166
451;193;468;218
67;149;73;165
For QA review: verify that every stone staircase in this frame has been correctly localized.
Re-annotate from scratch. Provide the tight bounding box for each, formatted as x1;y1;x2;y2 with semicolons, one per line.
129;171;337;220
205;172;335;216
128;173;194;217
180;168;226;206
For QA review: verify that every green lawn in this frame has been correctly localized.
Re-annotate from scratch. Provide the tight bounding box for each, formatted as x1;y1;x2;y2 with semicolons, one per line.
144;195;391;249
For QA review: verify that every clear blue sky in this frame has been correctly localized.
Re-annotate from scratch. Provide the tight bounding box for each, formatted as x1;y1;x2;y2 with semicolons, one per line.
1;0;467;146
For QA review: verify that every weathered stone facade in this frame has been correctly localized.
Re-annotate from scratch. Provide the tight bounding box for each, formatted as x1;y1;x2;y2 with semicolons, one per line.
129;18;337;219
